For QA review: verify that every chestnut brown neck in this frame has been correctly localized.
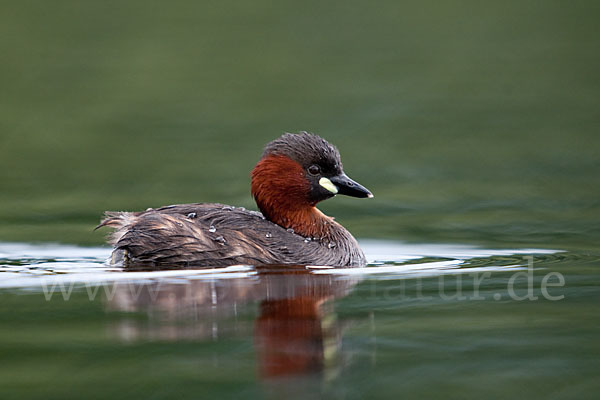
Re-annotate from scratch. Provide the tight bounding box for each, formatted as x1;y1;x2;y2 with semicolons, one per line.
251;155;334;239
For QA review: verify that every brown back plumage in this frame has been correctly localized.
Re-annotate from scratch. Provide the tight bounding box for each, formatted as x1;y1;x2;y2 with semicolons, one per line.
98;203;366;267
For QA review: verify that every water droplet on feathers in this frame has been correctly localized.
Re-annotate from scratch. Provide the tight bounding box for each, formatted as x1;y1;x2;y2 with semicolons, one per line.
209;226;216;233
215;236;226;244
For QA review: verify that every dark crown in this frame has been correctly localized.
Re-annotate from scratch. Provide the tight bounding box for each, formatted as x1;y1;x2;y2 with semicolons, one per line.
263;132;342;173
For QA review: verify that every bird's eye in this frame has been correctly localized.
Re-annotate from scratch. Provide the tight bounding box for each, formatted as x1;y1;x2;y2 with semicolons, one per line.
308;165;321;176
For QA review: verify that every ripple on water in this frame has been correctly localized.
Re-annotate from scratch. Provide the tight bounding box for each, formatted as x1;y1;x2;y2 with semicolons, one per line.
0;240;578;289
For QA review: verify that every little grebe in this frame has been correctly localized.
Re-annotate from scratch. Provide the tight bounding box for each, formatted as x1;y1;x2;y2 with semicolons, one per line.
98;132;372;267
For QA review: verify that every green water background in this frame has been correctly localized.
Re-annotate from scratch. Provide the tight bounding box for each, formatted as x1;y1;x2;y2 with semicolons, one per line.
1;2;599;399
1;0;598;251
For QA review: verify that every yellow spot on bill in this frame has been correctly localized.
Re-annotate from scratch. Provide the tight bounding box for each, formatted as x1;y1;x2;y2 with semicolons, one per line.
319;177;338;194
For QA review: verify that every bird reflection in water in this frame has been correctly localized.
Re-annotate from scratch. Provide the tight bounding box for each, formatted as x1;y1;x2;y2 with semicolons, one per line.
104;266;361;380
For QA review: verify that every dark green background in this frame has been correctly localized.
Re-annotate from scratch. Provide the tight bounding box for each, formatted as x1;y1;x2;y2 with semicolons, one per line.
1;2;600;399
1;0;598;250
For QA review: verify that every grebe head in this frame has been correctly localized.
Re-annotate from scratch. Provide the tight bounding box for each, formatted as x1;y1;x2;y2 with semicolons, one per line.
251;132;372;232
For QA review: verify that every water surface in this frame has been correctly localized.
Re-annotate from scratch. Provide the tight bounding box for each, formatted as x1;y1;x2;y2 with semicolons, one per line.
1;241;598;399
